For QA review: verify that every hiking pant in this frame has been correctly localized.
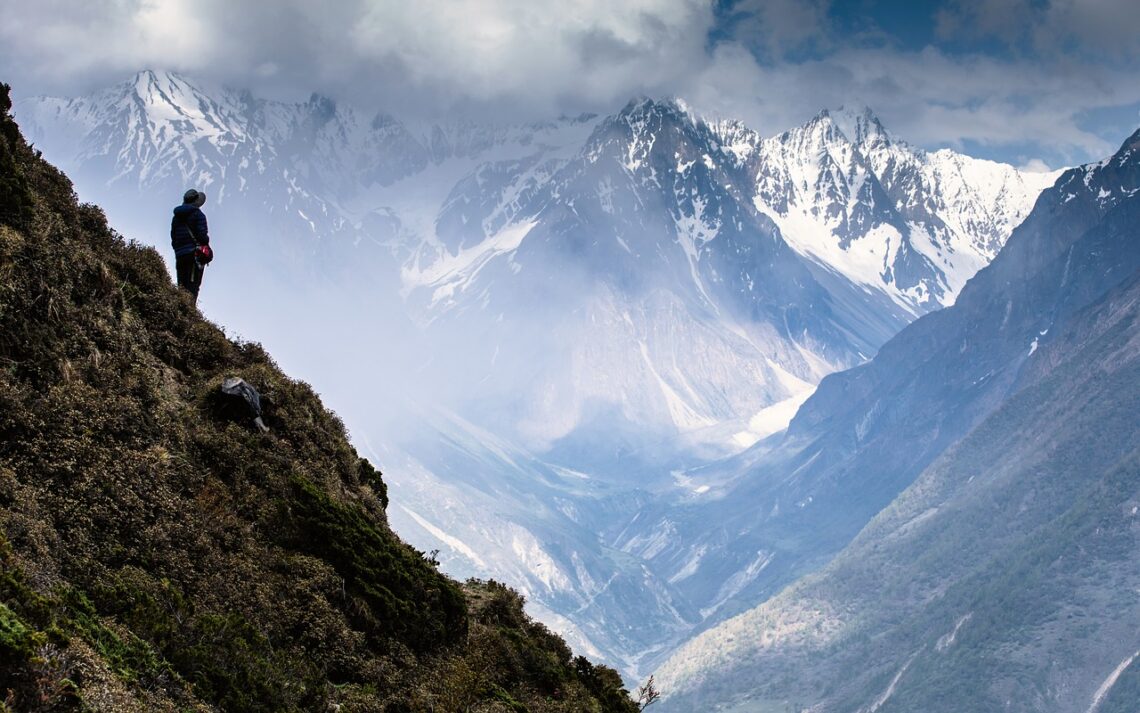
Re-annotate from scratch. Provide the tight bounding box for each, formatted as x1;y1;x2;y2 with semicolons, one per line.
175;253;204;302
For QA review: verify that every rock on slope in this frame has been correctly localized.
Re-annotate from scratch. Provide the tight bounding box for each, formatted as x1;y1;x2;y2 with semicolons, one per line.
0;82;638;713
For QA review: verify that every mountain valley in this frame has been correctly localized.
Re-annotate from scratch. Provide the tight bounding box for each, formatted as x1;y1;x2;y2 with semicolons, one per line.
14;71;1072;682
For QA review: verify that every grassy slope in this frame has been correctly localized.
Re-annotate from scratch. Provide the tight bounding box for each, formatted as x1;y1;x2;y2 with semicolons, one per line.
0;82;638;713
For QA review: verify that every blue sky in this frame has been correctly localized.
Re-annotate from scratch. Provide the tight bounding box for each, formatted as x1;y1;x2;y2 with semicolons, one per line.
1;0;1137;168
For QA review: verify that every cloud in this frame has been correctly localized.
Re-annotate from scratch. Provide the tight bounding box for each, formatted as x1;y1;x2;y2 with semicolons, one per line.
715;0;834;60
1018;158;1055;173
346;0;714;114
0;0;716;117
683;42;1140;166
1;0;1138;165
1036;0;1140;58
935;0;1033;46
0;0;206;79
936;0;1140;59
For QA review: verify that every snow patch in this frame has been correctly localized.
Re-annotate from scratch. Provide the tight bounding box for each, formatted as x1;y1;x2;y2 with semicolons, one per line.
731;384;815;448
936;613;973;652
668;544;709;584
398;505;487;568
638;341;716;431
621;518;678;560
673;195;721;311
1085;650;1140;713
866;650;922;713
401;220;536;304
700;550;774;619
509;524;573;594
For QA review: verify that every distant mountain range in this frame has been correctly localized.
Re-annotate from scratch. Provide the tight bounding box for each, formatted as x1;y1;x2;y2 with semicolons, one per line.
17;71;1057;446
14;71;1063;679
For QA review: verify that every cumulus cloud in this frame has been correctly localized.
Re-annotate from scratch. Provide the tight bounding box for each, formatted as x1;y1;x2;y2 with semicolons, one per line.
0;0;716;117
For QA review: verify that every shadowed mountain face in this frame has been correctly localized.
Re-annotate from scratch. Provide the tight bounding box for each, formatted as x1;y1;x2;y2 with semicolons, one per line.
653;130;1140;712
14;72;1060;677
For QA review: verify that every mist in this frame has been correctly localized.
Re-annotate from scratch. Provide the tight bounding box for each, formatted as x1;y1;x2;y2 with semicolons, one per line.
6;64;1097;679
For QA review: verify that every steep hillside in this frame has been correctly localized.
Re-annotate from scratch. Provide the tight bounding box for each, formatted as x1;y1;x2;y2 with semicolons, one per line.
0;83;639;713
653;130;1140;711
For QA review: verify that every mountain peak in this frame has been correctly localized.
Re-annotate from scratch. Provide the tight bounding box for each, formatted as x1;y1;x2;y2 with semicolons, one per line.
596;96;705;165
0;80;642;713
124;69;219;122
12;72;1070;691
799;108;852;147
816;105;891;147
130;68;198;97
307;92;338;120
614;96;709;132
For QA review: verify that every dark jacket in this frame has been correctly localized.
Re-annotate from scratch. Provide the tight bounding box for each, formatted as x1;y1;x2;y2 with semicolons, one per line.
171;204;209;257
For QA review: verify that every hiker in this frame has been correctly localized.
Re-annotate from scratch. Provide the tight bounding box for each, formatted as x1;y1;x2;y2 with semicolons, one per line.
170;188;213;302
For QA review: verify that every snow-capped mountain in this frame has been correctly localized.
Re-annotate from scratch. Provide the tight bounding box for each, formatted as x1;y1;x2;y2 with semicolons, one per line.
14;71;1063;678
16;76;1054;430
16;70;598;275
393;97;1056;452
407;97;887;453
751;106;1057;313
652;127;1140;713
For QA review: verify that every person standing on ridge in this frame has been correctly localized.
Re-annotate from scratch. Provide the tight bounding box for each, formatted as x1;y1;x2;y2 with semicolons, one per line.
170;188;213;302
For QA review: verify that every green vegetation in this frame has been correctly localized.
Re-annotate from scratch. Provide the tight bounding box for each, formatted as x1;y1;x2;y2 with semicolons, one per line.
286;473;467;652
764;300;1140;713
0;81;638;712
833;295;1140;713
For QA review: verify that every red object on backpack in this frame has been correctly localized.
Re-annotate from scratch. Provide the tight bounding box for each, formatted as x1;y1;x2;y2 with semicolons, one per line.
194;244;214;265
